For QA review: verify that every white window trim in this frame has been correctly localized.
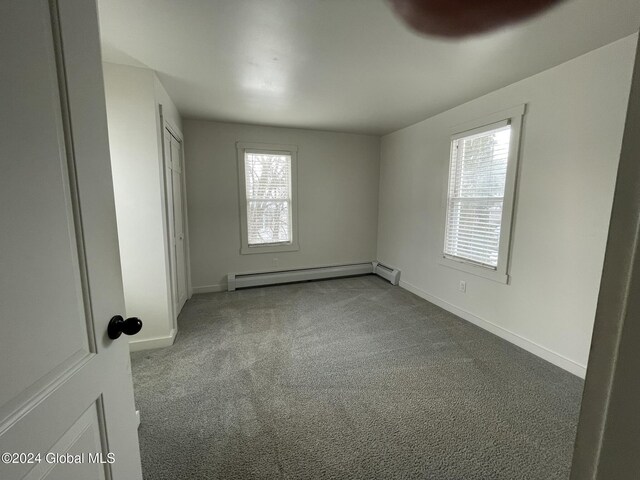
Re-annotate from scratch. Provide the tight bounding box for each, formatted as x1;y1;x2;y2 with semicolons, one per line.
236;142;299;255
438;104;525;284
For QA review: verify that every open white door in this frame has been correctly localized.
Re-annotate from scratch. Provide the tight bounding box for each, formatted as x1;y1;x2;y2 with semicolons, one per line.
0;1;143;479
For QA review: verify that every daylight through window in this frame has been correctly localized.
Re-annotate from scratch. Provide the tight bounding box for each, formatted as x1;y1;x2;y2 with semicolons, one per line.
444;124;512;268
244;152;293;246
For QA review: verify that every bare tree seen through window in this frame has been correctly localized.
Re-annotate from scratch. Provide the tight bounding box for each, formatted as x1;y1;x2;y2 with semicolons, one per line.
245;153;292;245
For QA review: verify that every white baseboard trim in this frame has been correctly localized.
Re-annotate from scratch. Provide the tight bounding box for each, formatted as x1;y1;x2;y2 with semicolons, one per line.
192;283;227;294
399;279;587;378
128;328;176;352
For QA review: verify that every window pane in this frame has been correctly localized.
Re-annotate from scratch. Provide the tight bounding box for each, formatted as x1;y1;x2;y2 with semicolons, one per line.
444;125;511;268
245;153;291;200
244;152;292;246
247;200;291;245
445;198;503;267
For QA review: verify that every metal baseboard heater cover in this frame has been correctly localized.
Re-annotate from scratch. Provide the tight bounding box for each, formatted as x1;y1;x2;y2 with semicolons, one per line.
372;261;401;286
227;262;400;291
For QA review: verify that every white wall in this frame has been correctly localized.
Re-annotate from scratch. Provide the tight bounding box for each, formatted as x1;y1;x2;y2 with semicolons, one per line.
377;35;637;377
154;74;182;133
103;62;182;350
184;120;380;291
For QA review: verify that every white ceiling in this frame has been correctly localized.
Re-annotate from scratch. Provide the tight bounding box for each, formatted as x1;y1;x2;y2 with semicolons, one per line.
98;0;640;135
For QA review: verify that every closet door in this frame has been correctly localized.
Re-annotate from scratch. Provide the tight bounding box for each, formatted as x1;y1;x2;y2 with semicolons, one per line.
170;136;188;311
164;128;188;318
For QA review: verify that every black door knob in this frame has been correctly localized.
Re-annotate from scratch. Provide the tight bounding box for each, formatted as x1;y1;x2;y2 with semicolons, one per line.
108;315;143;340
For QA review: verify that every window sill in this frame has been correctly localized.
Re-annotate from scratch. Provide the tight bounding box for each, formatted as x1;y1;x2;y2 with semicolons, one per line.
437;256;509;284
240;242;300;255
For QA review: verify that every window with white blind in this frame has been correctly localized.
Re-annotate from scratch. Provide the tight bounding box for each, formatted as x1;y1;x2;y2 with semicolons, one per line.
441;106;525;283
237;142;299;254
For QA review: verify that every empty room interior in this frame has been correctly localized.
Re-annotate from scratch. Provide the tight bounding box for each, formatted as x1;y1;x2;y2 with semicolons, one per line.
4;0;640;479
97;0;640;477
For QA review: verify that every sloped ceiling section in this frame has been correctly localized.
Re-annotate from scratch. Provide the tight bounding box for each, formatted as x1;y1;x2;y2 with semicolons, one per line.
99;0;640;134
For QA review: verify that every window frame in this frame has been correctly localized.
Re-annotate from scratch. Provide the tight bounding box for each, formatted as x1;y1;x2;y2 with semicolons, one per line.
438;105;525;284
236;142;299;255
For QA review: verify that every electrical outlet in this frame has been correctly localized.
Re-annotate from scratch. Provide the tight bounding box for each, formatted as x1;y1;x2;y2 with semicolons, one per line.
272;257;279;267
458;280;466;293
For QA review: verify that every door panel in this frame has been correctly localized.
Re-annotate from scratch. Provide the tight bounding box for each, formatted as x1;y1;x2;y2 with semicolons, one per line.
173;169;188;308
164;129;188;316
0;0;91;412
0;1;142;479
163;130;178;315
55;0;142;475
23;403;106;480
170;138;188;309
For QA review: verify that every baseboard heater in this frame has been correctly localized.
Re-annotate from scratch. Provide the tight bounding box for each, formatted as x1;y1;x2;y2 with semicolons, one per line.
227;261;400;291
372;261;401;286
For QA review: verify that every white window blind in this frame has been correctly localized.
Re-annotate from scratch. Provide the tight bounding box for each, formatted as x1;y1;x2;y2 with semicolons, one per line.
244;152;292;246
444;123;512;269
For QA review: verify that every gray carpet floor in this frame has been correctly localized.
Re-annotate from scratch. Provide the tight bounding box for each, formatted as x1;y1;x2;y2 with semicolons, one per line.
131;275;584;480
